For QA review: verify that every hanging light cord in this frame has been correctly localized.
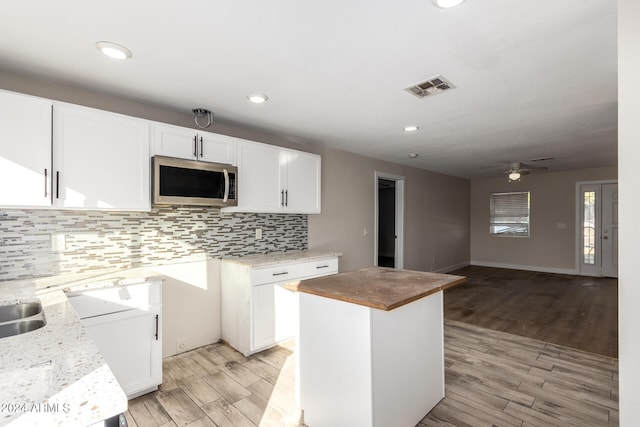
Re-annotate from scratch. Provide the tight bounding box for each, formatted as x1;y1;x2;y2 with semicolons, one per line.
192;108;213;129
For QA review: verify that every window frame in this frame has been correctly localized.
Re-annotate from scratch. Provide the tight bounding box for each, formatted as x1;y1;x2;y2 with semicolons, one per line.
489;191;531;238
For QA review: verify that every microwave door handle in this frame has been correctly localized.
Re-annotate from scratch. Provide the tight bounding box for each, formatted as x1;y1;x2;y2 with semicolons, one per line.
223;169;229;203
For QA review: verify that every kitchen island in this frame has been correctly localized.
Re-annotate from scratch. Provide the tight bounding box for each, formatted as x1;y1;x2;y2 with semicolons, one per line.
286;267;465;427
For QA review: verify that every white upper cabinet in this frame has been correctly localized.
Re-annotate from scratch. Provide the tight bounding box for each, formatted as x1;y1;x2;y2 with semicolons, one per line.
0;90;53;207
281;149;321;214
53;103;151;210
152;123;235;165
232;139;282;212
226;139;321;214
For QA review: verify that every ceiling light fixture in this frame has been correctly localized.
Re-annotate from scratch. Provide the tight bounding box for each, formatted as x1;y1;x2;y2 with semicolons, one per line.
192;108;213;129
432;0;466;9
403;125;419;132
508;172;521;182
408;153;419;159
95;41;132;60
247;93;268;104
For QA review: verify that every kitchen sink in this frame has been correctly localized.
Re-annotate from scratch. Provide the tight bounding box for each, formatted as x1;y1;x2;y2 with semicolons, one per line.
0;301;46;339
0;319;47;338
0;301;43;323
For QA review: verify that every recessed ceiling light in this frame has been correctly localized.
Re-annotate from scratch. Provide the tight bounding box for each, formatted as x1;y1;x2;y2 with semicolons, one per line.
95;41;132;60
432;0;466;8
408;153;419;159
247;93;269;104
403;125;419;132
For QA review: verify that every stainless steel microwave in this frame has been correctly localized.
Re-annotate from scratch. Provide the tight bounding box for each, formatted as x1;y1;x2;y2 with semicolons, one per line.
152;156;238;207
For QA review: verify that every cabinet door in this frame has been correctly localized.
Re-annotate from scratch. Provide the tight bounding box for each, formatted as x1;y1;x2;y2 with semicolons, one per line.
0;90;52;207
252;283;297;351
198;131;236;165
82;306;162;398
233;140;282;212
53;103;150;210
252;283;276;350
153;123;197;160
284;150;321;214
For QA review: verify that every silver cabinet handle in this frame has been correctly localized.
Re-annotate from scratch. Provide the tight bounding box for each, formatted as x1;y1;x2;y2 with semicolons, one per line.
316;265;329;269
200;136;204;158
44;168;48;197
223;169;229;203
55;171;60;199
155;314;159;340
193;135;198;157
281;190;284;207
272;271;289;276
285;190;288;207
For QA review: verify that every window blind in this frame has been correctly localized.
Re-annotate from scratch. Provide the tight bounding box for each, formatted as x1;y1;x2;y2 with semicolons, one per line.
489;191;530;236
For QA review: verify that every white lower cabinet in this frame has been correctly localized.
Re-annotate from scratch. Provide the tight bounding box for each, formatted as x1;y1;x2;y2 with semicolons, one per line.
67;280;162;399
221;256;338;356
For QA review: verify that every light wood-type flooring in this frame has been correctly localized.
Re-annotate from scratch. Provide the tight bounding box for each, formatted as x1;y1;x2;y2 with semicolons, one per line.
124;320;618;426
126;267;618;427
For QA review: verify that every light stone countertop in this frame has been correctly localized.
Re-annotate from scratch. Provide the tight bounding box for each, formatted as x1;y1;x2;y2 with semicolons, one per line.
0;268;163;426
222;250;342;268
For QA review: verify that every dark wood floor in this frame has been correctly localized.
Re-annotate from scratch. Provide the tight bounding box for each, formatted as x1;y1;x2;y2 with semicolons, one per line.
445;266;619;358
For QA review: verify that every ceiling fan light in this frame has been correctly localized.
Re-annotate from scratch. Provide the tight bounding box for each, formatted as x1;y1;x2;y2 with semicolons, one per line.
508;172;521;182
432;0;466;9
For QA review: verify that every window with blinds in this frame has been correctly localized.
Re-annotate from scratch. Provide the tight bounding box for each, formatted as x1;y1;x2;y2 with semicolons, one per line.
489;191;530;237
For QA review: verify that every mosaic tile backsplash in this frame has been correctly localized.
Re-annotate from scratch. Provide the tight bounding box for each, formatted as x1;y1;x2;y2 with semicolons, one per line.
0;207;307;282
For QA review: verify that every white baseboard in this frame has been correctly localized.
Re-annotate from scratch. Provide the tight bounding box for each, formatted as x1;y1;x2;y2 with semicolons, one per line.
434;261;471;274
470;260;577;276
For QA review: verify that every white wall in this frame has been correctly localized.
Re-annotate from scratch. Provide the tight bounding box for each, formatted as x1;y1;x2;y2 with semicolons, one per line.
470;167;617;274
618;0;640;423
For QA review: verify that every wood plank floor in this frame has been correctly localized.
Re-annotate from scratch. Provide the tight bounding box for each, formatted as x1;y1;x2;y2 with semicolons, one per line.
125;320;618;426
445;265;618;358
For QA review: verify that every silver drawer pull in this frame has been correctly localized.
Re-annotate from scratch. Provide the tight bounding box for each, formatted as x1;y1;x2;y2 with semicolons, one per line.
316;265;330;269
272;271;289;276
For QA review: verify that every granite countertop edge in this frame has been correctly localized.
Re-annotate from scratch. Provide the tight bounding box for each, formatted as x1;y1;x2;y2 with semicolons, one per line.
0;268;166;426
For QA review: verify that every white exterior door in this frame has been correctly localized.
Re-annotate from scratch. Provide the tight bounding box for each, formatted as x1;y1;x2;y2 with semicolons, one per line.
601;183;618;277
578;182;618;277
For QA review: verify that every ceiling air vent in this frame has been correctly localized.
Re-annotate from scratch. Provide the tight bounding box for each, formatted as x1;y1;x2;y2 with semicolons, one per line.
405;75;455;98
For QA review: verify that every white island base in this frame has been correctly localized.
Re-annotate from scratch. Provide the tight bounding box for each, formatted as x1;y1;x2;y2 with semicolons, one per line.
297;290;444;427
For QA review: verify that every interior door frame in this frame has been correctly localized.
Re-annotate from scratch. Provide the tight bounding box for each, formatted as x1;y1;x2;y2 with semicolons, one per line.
575;179;618;276
374;171;404;269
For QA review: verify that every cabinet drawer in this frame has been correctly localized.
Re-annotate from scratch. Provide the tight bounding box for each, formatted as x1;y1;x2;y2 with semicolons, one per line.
300;258;339;279
251;264;302;286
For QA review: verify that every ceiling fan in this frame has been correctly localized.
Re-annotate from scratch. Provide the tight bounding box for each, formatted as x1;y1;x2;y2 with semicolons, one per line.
501;162;548;182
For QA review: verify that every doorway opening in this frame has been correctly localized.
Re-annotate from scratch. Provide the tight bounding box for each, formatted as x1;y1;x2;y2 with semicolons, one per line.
375;172;404;269
577;181;618;277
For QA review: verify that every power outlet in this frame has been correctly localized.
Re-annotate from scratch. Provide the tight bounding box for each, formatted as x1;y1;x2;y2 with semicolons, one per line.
255;227;263;240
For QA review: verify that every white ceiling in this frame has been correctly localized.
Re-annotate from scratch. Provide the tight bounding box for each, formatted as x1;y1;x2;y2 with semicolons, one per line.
0;0;617;178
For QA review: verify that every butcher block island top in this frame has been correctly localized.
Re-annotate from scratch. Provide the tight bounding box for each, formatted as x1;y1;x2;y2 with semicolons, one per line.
285;266;466;311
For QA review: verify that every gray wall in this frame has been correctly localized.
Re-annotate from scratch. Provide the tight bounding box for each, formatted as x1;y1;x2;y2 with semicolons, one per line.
470;166;617;273
309;147;470;273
